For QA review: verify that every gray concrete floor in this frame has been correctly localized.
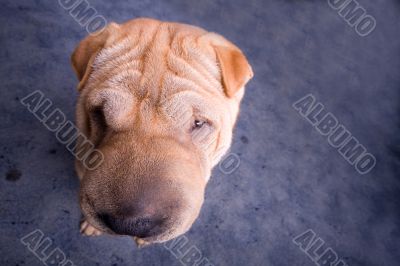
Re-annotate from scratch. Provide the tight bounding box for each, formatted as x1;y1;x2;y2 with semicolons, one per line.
1;0;399;265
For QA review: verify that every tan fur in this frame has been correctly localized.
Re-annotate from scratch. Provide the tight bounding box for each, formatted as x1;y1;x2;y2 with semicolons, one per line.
71;18;253;245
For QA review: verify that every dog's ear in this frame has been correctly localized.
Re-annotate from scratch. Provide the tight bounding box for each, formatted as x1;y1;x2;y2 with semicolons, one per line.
71;22;120;91
205;33;253;98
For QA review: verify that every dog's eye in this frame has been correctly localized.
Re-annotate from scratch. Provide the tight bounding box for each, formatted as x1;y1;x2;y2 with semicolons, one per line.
91;107;107;128
89;106;108;146
193;120;206;129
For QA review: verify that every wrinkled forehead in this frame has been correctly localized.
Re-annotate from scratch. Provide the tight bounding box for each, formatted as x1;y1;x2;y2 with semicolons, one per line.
87;23;224;98
85;23;227;120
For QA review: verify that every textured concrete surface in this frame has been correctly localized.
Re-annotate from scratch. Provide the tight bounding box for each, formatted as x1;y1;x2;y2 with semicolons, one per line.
1;0;399;265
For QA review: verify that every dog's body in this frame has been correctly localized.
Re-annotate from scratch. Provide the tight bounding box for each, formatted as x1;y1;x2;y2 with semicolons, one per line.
72;18;253;245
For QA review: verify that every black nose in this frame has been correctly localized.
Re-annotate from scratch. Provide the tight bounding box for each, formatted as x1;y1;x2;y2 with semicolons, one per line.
99;213;165;238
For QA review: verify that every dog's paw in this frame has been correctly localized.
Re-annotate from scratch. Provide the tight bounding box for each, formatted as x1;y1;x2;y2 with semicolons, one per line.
80;220;103;236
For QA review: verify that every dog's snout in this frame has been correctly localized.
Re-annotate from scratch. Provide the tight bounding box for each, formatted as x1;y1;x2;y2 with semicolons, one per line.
99;213;166;238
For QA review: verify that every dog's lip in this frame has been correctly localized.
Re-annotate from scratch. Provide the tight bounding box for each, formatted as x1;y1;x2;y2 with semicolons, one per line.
79;194;112;233
83;212;112;234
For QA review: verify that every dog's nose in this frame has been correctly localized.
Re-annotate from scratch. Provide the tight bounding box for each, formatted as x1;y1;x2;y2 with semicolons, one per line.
99;213;166;238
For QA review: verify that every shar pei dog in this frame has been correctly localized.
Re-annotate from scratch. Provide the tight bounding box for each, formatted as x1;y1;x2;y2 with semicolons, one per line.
71;18;253;246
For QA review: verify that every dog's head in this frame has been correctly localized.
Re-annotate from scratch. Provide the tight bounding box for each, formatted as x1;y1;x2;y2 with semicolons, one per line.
71;18;253;245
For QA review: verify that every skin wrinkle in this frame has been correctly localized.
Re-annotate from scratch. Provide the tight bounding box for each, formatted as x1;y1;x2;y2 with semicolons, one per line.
182;35;220;88
185;36;221;88
158;25;177;101
95;58;143;84
72;18;253;244
92;34;145;83
141;22;164;100
167;52;217;96
94;36;139;68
